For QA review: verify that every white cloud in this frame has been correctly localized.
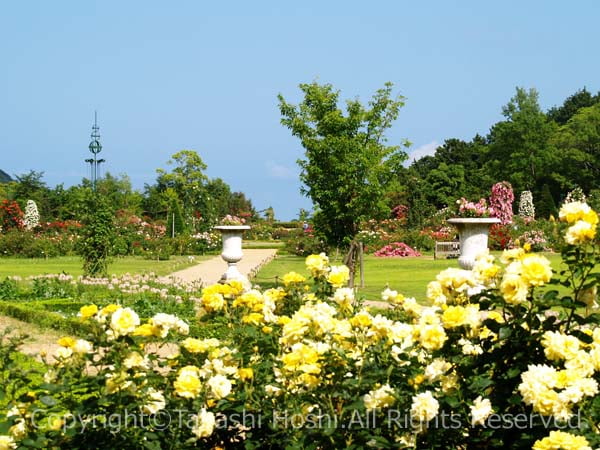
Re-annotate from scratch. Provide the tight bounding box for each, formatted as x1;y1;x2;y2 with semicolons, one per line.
404;141;439;166
266;161;296;180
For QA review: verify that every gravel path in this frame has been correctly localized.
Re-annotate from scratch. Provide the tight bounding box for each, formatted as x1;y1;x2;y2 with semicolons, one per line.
169;249;277;285
0;315;64;360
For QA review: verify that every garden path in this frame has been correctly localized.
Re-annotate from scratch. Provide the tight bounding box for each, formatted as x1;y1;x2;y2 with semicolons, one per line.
168;249;277;285
0;315;64;361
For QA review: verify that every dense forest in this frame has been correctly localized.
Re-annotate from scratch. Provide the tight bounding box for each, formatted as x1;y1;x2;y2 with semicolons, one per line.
401;87;600;224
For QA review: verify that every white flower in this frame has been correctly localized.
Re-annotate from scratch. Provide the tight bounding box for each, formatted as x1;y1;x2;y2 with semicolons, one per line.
23;199;40;230
364;384;396;411
410;391;439;423
207;374;232;399
72;339;93;354
470;396;493;426
150;313;189;337
124;352;150;369
142;388;166;415
191;408;216;439
0;435;17;449
54;347;73;360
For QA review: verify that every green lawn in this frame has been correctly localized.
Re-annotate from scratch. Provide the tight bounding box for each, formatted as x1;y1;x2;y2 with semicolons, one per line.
243;240;285;249
0;255;211;278
252;252;565;301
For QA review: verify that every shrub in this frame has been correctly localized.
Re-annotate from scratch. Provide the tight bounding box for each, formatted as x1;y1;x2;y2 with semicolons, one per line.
374;242;422;257
22;237;61;258
0;230;35;256
401;229;436;252
77;194;116;276
3;202;600;449
489;223;512;250
284;232;328;256
0;199;24;231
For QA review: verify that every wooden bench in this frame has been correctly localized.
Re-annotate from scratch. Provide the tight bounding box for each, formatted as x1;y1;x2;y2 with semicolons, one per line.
434;241;460;260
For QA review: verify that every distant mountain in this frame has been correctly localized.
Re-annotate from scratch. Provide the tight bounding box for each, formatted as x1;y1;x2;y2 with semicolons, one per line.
0;169;12;183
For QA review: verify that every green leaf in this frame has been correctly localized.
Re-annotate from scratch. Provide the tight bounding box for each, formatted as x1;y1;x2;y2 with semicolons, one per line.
498;327;512;340
40;395;58;406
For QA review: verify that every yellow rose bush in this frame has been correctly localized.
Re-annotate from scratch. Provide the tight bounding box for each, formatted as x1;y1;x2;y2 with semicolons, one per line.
3;201;600;448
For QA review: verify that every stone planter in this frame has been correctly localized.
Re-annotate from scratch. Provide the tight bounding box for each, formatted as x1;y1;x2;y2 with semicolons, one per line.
214;225;251;287
447;218;501;270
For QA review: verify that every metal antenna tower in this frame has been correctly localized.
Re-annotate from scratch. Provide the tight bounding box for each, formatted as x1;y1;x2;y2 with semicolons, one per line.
85;111;105;191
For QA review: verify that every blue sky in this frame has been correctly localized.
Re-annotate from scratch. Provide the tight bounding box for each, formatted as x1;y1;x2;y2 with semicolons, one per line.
1;1;599;220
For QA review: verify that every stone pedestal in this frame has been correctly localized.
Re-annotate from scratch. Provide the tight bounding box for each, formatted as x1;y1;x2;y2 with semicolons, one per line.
214;225;251;288
447;218;500;270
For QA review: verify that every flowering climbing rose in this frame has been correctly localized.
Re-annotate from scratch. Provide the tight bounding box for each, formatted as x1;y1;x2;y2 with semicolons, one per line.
490;181;514;225
23;199;40;230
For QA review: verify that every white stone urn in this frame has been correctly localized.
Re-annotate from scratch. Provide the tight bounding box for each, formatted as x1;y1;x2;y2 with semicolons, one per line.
447;218;501;270
214;225;251;287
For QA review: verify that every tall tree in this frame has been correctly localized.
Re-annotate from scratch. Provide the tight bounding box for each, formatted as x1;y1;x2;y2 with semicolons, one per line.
547;88;600;125
96;172;143;214
278;81;409;248
155;150;209;220
551;103;600;194
486;87;558;197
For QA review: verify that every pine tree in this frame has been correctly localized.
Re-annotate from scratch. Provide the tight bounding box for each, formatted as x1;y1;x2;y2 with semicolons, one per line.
537;184;558;219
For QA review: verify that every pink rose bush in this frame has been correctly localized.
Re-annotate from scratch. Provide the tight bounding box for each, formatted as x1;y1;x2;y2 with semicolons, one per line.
374;241;422;257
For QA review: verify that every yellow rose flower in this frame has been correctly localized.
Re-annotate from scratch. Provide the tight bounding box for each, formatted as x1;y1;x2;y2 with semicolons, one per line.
520;254;552;286
142;388;166;415
305;253;329;276
132;323;159;337
79;304;98;320
102;304;121;315
207;374;232;399
410;391;439;422
201;292;225;312
174;366;203;399
238;367;254;381
533;431;591;450
326;265;350;288
110;307;140;337
282;271;307;286
0;435;17;450
565;220;596;245
349;310;373;328
500;273;529;304
364;384;396;411
242;313;264;326
418;324;447;351
441;306;469;328
181;337;220;353
500;247;524;265
57;337;76;348
559;201;593;224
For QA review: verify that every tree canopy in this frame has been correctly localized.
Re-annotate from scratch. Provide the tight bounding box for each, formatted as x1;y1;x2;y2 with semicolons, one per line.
279;81;409;247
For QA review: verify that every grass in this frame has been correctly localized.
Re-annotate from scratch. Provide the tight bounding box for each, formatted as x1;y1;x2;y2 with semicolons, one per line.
252;252;565;301
243;240;285;249
0;254;211;278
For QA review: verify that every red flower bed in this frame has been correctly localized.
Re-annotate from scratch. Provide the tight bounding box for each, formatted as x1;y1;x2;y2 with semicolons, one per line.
374;242;421;257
